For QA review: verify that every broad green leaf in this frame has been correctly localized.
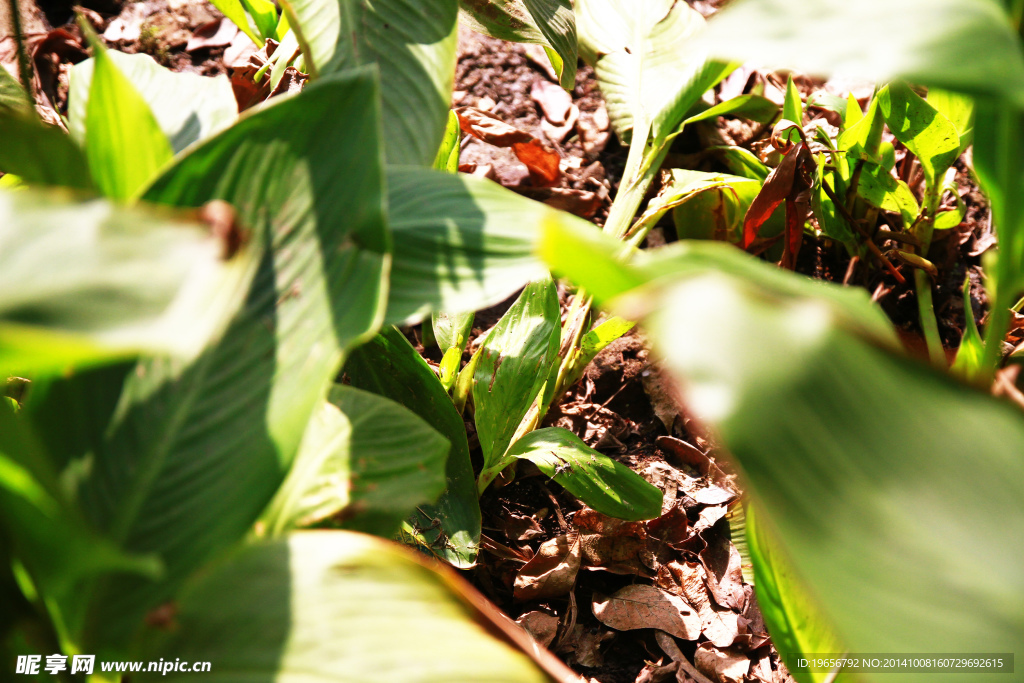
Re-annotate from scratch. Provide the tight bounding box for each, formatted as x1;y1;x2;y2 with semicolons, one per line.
708;145;770;181
539;222;1024;680
683;93;779;126
262;385;448;538
0;401;161;634
347;326;481;568
928;87;974;151
813;163;855;245
806;91;847;119
69;50;236;156
579;317;634;367
878;82;960;184
433;109;462;173
286;0;458;165
505;427;662;521
837;93;884;168
209;0;265;45
576;0;732;142
843;93;863;130
384;168;554;325
74;69;388;652
474;279;560;472
80;30;173;201
0;189;254;377
0;63;31;113
458;0;578;90
0;113;94;191
747;505;851;683
697;0;1024;107
658;169;767;243
136;532;554;682
856;161;920;228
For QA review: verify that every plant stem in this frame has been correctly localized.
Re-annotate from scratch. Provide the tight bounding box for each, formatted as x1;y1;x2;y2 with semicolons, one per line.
8;0;35;100
915;269;945;368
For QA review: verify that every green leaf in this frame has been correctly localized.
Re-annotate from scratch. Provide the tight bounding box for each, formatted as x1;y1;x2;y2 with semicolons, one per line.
69;50;236;155
0;189;255;377
79;29;173;201
346;327;481;568
697;0;1024;107
384;167;554;325
661;169;766;243
0;63;31;113
433;310;474;353
878;82;960;184
747;505;850;683
540;223;1024;679
505;427;662;521
241;0;280;40
432;109;462;173
262;385;448;538
136;531;554;682
708;145;770;181
576;0;732;142
458;0;578;90
473;279;560;471
579;317;634;367
837;93;884;166
951;274;985;382
781;74;803;142
74;69;388;651
0;402;161;627
209;0;265;45
0;113;94;191
286;0;458;165
683;93;779;126
928;87;974;152
813;164;855;245
843;93;863;130
856;161;920;228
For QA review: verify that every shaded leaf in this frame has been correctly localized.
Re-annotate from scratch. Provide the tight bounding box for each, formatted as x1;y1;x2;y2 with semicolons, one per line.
286;0;458;165
514;532;581;601
384;167;554;325
346;326;481;568
76;69;389;651
856;161;920;228
0;189;254;377
136;531;555;682
0;112;94;190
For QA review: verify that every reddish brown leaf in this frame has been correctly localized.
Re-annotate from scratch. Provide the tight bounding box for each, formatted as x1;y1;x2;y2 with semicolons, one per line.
646;504;690;547
455;107;562;187
513;532;581;601
741;142;814;250
593;584;701;640
511;138;561;187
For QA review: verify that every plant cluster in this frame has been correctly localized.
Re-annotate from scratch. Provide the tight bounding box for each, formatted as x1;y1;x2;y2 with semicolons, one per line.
1;0;1022;681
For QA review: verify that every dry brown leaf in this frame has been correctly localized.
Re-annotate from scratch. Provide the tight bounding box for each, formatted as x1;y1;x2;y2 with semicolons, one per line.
574;628;614;668
455;107;562;187
699;533;746;611
593;585;700;640
531;77;573;124
576;508;654;575
635;660;679;683
224;30;257;68
187;17;238;52
268;66;307;98
514;532;581;601
692;505;728;535
662;561;739;647
642;367;681;432
646;504;690;547
516;610;560;648
694;644;750;683
654;631;715;683
748;648;774;683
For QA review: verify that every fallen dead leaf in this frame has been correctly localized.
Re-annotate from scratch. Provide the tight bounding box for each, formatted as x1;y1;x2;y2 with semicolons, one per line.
187;17;237;52
660;561;739;648
575;508;654;575
694;643;750;683
573;628;613;668
268;66;307;98
699;531;746;611
654;631;716;683
645;504;690;547
514;532;581;601
224;30;257;68
635;660;679;683
532;77;573;124
455;107;562;187
642;367;681;432
593;584;700;640
516;610;560;648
